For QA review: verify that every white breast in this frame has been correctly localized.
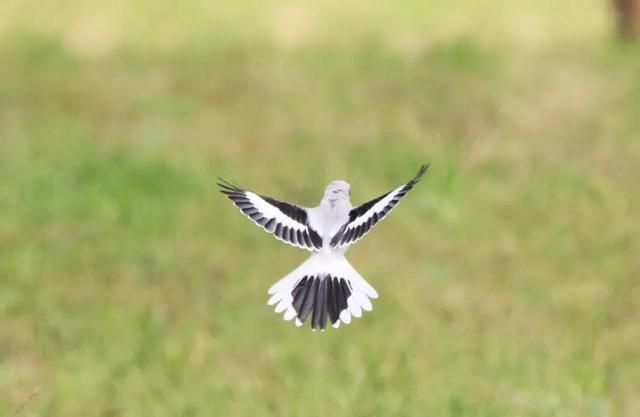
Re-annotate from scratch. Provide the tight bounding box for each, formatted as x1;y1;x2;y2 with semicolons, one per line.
307;199;351;251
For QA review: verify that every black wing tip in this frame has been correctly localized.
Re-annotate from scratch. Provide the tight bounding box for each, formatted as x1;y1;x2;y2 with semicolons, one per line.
416;163;429;179
216;177;244;193
407;163;429;186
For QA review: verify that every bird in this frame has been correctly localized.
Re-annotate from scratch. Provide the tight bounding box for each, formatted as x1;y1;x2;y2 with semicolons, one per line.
217;164;429;330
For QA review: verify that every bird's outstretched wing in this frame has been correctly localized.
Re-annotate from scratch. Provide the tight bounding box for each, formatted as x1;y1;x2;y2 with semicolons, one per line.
330;164;429;248
218;179;323;251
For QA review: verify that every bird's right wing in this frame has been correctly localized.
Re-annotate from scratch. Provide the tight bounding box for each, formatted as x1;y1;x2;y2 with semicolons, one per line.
217;179;323;251
330;164;429;248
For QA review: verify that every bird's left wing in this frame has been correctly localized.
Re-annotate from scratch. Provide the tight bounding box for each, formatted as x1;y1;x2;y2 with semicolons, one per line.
330;164;429;248
218;179;323;251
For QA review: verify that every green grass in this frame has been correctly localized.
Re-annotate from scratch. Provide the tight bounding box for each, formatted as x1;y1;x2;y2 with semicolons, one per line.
1;1;639;416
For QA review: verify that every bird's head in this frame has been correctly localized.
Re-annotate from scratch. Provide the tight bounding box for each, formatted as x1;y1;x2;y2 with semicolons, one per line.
324;180;351;199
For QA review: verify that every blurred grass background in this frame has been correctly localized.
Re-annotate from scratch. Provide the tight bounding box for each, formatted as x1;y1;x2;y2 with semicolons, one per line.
1;1;639;416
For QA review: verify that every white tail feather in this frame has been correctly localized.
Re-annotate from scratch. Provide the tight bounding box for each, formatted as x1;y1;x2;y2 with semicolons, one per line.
267;252;376;330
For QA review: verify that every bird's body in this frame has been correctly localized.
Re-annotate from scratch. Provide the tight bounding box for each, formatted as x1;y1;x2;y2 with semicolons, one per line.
218;164;428;330
310;181;352;252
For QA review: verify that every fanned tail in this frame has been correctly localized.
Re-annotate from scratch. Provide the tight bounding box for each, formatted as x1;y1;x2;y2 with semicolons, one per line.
267;254;378;330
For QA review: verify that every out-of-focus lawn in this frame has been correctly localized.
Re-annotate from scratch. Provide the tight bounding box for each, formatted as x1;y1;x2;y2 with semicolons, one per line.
1;1;639;416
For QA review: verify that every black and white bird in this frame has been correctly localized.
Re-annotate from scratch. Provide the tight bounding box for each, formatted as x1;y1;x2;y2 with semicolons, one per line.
218;164;428;330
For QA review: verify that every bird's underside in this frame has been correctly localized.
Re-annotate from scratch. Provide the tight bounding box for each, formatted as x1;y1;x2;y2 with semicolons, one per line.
218;164;428;330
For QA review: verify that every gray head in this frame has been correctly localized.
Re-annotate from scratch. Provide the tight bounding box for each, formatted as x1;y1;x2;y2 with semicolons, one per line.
324;180;351;199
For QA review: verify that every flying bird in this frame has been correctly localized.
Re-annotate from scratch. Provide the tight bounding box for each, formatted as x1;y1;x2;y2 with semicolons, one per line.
217;164;428;330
